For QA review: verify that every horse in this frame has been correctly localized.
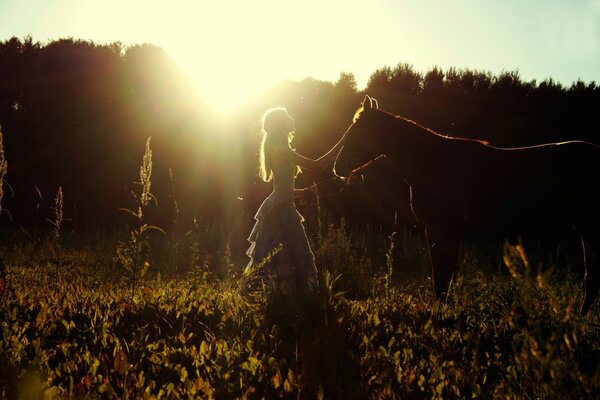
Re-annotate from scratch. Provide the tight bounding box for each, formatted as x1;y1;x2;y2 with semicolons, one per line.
334;95;600;314
308;157;415;232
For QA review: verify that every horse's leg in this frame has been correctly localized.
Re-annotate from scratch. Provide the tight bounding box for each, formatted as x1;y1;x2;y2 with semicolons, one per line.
580;233;599;314
425;226;460;300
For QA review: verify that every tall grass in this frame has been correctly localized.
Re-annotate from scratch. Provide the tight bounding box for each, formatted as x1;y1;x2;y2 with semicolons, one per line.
0;126;8;307
0;125;7;215
313;219;374;298
384;232;396;299
0;235;597;398
45;186;64;276
115;138;164;299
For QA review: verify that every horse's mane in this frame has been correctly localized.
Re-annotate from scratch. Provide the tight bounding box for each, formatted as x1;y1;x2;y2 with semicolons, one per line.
353;106;490;146
353;105;600;150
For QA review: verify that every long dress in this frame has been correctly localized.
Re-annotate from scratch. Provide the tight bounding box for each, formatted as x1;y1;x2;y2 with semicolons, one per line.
245;154;318;296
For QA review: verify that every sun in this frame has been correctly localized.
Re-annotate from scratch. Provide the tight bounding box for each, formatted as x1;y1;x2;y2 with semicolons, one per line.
162;1;312;116
141;0;363;116
70;1;292;115
73;0;390;115
176;50;283;117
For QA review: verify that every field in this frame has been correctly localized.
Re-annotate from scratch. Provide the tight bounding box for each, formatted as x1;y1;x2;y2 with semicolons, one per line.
1;27;600;400
0;222;598;399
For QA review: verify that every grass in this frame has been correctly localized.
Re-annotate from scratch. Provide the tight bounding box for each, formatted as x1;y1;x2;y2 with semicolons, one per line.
0;228;598;399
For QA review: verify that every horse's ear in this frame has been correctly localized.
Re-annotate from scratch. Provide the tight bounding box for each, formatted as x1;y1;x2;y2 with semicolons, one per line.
362;95;373;110
372;98;379;109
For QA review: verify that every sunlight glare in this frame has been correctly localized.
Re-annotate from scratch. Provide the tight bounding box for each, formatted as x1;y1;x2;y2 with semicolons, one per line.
71;0;396;116
168;0;338;115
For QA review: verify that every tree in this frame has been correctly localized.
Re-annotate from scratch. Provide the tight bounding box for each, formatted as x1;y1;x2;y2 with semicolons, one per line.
335;72;358;95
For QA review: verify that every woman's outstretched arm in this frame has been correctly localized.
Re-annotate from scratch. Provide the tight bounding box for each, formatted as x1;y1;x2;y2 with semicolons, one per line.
288;129;348;171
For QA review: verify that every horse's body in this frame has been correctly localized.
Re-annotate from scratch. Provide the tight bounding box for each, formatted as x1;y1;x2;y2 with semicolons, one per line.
334;96;600;313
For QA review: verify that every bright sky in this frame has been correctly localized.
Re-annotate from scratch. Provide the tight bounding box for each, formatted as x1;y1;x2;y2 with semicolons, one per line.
1;0;599;113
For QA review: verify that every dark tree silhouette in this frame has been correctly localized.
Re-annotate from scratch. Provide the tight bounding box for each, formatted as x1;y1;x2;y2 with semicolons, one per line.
0;36;598;232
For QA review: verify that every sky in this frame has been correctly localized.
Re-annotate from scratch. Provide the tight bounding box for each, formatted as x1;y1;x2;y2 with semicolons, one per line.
1;0;599;113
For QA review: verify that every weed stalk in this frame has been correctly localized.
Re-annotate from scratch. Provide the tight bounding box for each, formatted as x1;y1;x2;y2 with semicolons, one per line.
116;138;164;300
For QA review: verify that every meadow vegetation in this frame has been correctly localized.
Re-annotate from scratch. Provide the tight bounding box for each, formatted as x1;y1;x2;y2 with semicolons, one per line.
1;221;599;399
0;135;599;399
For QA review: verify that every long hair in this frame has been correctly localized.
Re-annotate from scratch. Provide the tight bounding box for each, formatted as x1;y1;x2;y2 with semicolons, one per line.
258;108;301;182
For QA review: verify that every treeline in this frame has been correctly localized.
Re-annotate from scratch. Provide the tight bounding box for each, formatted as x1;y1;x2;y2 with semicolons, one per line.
363;64;599;146
0;36;598;231
0;37;210;229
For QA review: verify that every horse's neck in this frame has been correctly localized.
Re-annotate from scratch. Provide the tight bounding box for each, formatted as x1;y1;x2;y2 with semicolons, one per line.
380;115;444;183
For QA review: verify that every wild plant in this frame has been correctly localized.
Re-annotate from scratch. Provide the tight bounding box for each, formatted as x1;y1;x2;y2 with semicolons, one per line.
185;218;237;284
0;125;7;215
384;232;396;298
183;217;210;283
163;168;184;275
46;186;64;275
241;243;283;292
51;187;63;243
313;219;373;298
0;126;8;306
502;239;549;308
317;266;342;326
115;138;164;300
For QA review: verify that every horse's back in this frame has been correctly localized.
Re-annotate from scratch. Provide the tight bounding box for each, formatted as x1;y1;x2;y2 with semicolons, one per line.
426;139;600;231
496;140;598;200
476;140;598;186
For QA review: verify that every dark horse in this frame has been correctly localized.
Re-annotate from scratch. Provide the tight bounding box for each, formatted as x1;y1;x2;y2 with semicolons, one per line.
334;96;600;313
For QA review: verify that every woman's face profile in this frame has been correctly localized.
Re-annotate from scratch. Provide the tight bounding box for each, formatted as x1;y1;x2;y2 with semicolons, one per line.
267;111;294;135
285;116;295;133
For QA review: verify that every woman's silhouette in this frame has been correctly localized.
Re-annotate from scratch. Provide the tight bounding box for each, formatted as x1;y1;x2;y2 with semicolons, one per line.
245;108;347;296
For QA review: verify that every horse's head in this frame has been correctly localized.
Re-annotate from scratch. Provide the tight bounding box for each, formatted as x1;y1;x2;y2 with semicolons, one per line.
334;95;384;178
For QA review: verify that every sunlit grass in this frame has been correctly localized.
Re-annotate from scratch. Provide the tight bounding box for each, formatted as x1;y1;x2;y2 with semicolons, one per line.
0;128;598;397
1;225;598;398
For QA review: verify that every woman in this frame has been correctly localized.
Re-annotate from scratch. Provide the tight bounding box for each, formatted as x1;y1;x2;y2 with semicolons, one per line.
245;107;347;296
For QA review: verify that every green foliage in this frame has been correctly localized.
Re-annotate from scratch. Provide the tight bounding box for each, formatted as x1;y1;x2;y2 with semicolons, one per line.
345;271;599;399
0;262;300;398
0;242;598;398
314;219;373;298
